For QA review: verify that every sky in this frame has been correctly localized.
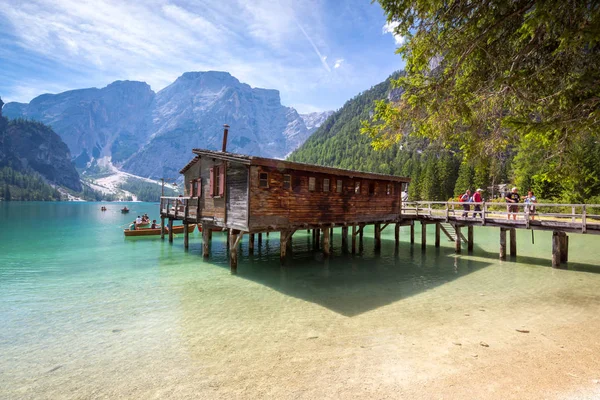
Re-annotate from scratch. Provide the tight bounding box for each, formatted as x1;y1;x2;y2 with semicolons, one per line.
0;0;405;113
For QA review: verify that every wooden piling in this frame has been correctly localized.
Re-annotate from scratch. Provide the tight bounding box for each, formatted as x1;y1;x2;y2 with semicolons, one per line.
229;230;240;274
455;225;462;254
421;221;427;250
395;223;400;247
226;229;230;250
315;229;321;249
168;219;174;243
467;226;474;252
374;223;381;251
280;230;289;263
410;221;415;244
183;223;189;250
552;231;561;268
359;225;364;244
351;225;357;254
509;228;517;257
341;226;349;252
500;228;507;260
435;223;440;248
323;227;331;256
202;223;210;258
249;233;255;254
560;234;569;263
258;233;262;246
160;217;165;240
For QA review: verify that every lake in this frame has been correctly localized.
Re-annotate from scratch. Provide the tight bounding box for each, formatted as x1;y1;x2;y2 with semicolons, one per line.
1;201;600;399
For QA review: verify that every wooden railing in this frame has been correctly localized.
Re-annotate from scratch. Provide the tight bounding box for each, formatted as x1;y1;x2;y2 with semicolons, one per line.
402;201;600;233
160;196;200;220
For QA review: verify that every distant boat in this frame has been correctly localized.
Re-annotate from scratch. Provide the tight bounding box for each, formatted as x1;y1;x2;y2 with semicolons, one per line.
124;224;195;237
101;206;107;211
121;207;130;213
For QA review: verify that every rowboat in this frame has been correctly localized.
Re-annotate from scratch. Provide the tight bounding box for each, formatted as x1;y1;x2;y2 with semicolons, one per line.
124;224;196;237
121;208;130;213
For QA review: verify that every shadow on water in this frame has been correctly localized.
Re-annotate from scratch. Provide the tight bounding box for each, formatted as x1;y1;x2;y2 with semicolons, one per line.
180;231;494;317
471;248;600;273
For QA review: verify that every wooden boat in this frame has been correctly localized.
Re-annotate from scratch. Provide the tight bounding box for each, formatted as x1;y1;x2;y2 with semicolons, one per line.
121;208;130;214
124;224;196;237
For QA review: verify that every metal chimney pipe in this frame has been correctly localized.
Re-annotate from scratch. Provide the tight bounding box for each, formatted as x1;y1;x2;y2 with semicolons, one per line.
222;124;230;152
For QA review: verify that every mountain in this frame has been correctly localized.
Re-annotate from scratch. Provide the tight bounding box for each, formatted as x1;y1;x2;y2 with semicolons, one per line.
0;97;82;193
300;111;335;132
4;72;332;179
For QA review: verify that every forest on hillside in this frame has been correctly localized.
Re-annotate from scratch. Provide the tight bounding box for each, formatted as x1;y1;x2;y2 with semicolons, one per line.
0;166;62;201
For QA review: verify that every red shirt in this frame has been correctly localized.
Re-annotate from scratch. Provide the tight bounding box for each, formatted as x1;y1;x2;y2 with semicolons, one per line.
473;192;482;202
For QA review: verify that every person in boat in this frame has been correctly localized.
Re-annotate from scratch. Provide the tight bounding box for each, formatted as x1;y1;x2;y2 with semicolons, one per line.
135;216;142;225
151;219;159;229
129;221;136;231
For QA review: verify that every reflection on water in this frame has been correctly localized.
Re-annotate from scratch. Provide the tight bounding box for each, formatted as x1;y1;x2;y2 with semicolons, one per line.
1;202;600;399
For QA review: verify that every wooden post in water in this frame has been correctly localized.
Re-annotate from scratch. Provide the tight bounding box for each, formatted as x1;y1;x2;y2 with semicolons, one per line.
249;233;255;255
359;224;364;246
229;230;239;274
226;229;230;250
561;234;569;263
202;223;210;258
374;223;381;251
421;221;427;250
315;229;321;249
280;230;289;263
410;220;415;244
395;223;400;247
341;226;349;252
160;217;165;240
509;228;517;257
330;227;334;243
435;223;441;248
552;231;561;268
258;233;262;247
323;227;331;256
499;228;507;260
454;225;462;254
351;225;357;254
168;218;174;243
467;226;474;253
183;223;189;250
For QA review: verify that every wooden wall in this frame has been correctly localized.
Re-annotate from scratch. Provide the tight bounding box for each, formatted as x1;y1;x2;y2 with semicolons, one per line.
225;163;249;231
248;165;402;230
182;157;226;225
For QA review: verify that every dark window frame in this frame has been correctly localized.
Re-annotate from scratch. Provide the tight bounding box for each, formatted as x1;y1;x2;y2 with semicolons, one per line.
283;174;291;190
323;178;330;192
336;179;343;193
308;176;316;191
259;172;269;188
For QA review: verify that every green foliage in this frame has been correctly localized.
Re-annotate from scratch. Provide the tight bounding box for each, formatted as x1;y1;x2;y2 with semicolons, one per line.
0;166;61;201
119;178;178;202
364;0;600;202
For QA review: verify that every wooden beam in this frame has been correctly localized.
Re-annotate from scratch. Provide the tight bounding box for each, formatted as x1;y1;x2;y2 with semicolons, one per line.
249;233;255;254
560;232;568;263
168;218;174;243
352;224;357;254
202;223;210;258
410;220;415;244
455;225;462;254
500;228;507;260
160;217;165;240
280;230;289;263
395;223;400;247
435;223;440;248
380;223;390;232
315;228;321;250
229;230;240;274
374;223;381;251
341;226;349;253
467;226;473;252
421;221;427;250
552;231;561;268
258;232;262;246
509;228;517;257
323;227;331;256
183;223;189;250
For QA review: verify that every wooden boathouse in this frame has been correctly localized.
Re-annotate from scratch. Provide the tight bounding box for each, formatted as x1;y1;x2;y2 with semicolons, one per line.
160;132;410;272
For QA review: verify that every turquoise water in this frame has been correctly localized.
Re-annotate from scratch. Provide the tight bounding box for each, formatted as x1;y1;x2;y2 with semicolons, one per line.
1;202;600;399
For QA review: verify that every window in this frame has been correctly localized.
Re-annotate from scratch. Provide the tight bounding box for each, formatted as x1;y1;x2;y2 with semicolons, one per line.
259;172;269;188
191;180;198;197
283;174;291;190
369;182;376;195
323;178;330;192
309;177;316;191
336;179;343;193
386;183;391;195
214;165;221;196
354;181;361;194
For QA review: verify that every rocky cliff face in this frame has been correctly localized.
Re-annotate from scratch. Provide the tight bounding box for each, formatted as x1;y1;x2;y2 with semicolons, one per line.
4;72;332;179
0;104;81;192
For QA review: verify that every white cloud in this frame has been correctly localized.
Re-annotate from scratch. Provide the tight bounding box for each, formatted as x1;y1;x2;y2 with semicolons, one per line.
333;59;344;69
382;21;405;45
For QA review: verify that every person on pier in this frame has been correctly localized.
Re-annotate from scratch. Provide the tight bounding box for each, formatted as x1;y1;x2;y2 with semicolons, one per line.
505;187;520;220
524;190;537;220
472;188;483;218
460;189;471;218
